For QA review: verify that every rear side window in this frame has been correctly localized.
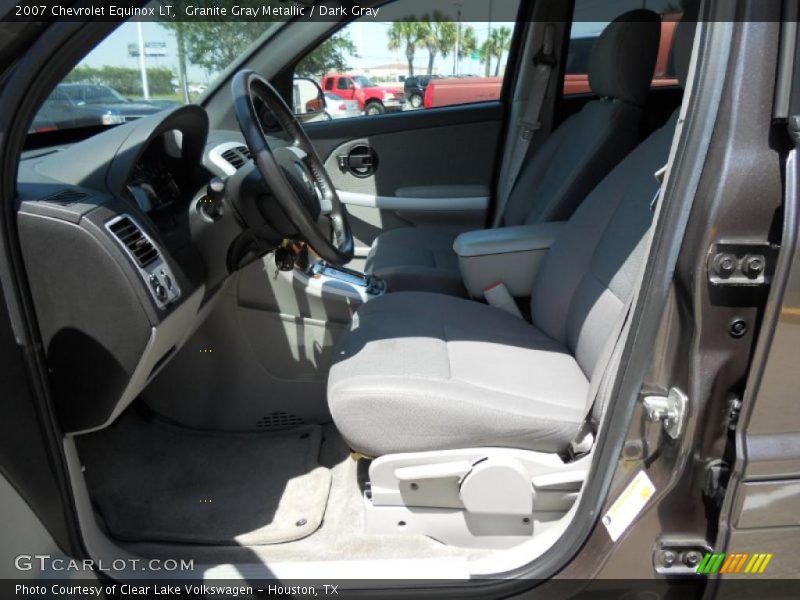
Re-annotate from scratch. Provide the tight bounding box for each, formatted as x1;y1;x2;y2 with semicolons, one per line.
324;78;334;91
565;0;683;96
337;78;352;90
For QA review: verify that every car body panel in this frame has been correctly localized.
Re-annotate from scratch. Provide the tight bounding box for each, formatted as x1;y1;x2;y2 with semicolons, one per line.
323;92;361;119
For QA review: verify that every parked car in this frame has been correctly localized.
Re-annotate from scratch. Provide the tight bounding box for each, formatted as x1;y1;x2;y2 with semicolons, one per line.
144;99;182;110
323;92;361;119
321;73;405;115
28;114;58;134
34;83;166;129
404;74;442;108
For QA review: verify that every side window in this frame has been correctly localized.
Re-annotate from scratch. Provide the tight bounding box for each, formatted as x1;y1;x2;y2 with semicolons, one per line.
565;0;683;97
293;0;520;120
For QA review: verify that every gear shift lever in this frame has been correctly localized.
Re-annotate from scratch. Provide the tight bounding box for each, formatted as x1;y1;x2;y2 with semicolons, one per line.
310;260;386;295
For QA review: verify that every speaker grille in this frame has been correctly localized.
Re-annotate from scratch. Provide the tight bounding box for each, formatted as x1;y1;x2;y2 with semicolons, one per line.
255;412;305;431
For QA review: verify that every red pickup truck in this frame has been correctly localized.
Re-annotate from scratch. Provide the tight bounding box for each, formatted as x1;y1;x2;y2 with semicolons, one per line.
321;74;406;116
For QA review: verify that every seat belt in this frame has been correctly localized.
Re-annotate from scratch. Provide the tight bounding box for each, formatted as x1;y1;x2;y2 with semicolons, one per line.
568;163;669;458
493;24;557;227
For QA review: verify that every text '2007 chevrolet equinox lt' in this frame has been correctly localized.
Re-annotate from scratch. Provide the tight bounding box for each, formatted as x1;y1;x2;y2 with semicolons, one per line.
0;0;799;598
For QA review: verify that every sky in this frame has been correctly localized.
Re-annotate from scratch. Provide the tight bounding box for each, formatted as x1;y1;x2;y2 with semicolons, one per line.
82;21;209;82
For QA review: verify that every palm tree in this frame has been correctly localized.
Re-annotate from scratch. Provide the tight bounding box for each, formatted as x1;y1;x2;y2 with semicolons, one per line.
436;20;457;66
479;39;493;76
388;19;425;76
420;12;457;76
455;25;477;75
490;27;512;76
419;18;438;76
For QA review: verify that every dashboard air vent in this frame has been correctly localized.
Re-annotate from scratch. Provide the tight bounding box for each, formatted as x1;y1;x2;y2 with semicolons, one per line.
108;217;159;268
220;145;251;169
46;189;88;206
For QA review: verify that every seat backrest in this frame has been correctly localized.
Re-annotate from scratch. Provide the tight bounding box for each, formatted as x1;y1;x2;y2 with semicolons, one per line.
529;16;696;381
502;10;662;227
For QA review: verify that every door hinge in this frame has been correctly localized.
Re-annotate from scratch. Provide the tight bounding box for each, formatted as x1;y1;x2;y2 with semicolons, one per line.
642;387;688;440
653;538;712;575
707;242;778;286
707;242;779;308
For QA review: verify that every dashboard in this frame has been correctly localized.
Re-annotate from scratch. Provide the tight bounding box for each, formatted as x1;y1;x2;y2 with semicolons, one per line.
15;105;250;434
125;134;184;213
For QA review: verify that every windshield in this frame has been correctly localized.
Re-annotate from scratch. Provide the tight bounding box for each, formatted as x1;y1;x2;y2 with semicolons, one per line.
30;6;284;134
352;76;377;88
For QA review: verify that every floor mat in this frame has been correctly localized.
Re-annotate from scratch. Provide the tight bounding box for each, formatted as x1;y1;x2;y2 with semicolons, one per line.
122;425;489;563
77;411;331;546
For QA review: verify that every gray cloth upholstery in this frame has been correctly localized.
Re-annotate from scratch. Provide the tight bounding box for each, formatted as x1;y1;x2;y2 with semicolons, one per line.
364;227;464;295
327;19;696;457
529;111;678;379
588;9;662;106
328;292;590;456
501;100;642;226
365;11;661;295
330;113;677;457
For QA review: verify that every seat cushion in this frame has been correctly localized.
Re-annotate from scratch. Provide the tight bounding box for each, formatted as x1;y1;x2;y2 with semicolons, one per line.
364;227;466;296
328;292;589;457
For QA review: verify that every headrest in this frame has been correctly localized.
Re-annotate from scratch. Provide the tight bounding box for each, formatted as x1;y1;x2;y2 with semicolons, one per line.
588;9;661;106
671;5;699;89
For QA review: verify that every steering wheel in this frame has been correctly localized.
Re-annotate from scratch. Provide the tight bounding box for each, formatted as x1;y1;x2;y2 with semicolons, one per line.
231;69;353;265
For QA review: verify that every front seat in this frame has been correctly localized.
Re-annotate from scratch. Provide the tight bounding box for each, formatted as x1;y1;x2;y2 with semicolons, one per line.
328;19;695;458
365;10;662;296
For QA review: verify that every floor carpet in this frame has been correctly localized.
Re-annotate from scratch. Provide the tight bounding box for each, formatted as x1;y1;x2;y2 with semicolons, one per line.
119;425;485;563
77;411;331;545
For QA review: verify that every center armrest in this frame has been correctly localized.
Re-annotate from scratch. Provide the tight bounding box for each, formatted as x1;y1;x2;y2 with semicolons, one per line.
454;222;566;298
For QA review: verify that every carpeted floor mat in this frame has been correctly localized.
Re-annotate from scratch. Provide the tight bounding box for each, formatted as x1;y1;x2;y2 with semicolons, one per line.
77;411;331;546
122;425;489;563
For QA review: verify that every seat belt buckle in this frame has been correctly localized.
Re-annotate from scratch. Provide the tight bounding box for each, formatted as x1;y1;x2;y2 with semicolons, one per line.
484;282;524;319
